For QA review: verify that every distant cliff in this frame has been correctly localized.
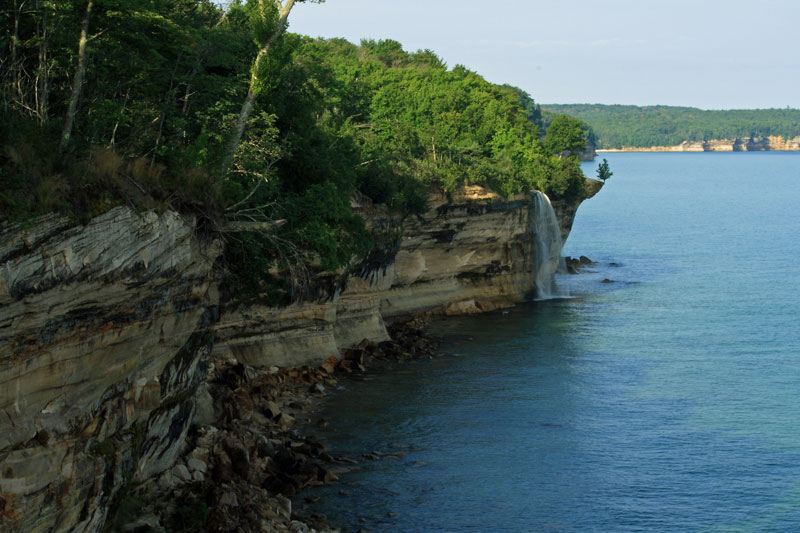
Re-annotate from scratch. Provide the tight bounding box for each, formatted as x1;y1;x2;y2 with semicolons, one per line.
541;104;800;150
598;135;800;153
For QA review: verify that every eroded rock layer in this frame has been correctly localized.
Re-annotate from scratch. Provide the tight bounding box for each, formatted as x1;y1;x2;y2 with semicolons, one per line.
0;207;221;531
599;135;800;152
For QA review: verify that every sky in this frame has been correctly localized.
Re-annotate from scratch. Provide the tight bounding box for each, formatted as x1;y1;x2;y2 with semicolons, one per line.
288;0;800;110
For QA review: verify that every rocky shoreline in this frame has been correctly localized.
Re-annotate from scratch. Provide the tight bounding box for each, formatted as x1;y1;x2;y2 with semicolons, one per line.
111;321;438;533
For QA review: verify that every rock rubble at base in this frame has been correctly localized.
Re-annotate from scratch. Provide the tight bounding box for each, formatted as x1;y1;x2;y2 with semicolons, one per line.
109;322;437;532
564;255;594;274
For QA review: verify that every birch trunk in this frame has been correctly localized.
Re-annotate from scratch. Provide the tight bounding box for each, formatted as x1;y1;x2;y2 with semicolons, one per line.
36;1;50;123
11;0;22;104
221;0;295;173
60;0;93;151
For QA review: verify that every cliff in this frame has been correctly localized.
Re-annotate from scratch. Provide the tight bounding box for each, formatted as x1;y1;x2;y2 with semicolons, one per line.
578;139;598;161
380;186;539;318
0;207;221;531
0;182;598;531
598;135;800;152
213;183;601;368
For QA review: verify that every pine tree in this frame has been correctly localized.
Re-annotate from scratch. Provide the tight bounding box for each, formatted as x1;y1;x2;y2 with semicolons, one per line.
596;158;613;182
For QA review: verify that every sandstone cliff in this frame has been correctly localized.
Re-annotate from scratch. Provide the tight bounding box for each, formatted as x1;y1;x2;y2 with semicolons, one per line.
0;207;221;531
212;183;602;368
598;135;800;153
379;185;538;318
0;182;598;531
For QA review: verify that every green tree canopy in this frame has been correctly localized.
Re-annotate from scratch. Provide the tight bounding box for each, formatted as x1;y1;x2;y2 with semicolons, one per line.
542;114;587;157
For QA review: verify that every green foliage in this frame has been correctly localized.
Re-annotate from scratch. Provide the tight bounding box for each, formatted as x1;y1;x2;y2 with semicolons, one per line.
297;38;586;203
501;84;543;133
542;104;800;149
596;158;612;182
283;182;373;272
534;154;586;200
543;114;587;157
1;3;589;305
223;231;291;306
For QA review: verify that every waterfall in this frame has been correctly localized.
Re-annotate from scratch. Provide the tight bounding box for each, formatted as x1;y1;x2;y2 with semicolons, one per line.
530;191;567;300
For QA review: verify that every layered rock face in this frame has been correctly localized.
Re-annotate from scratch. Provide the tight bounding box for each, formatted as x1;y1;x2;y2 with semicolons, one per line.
761;135;800;151
600;135;800;152
0;183;594;531
578;139;598;161
213;183;600;367
0;207;220;532
380;186;540;319
212;186;528;366
687;136;800;151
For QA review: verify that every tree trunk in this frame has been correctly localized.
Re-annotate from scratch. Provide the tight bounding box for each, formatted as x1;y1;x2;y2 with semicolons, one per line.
60;0;93;151
151;53;184;167
36;0;50;123
221;0;295;173
11;0;22;105
109;88;129;147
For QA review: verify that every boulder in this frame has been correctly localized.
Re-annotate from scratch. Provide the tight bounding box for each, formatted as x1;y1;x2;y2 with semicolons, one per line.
321;356;339;374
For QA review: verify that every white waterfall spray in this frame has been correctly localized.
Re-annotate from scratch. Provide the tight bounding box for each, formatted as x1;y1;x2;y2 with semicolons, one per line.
530;191;568;300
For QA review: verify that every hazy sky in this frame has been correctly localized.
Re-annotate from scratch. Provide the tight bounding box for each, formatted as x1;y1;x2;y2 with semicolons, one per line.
289;0;800;110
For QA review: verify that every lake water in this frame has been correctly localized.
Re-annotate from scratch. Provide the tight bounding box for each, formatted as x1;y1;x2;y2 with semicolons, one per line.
299;153;800;532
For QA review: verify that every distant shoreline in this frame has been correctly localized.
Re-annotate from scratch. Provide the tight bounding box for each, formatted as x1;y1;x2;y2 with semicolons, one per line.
596;148;800;152
597;135;800;153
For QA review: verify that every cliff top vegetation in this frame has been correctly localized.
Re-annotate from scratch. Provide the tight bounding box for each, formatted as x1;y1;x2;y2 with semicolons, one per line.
1;0;588;297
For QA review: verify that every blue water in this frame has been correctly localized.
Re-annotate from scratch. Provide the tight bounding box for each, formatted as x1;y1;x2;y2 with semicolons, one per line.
300;153;800;532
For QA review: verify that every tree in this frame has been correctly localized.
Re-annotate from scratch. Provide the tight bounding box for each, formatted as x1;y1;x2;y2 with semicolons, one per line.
543;113;587;158
596;158;612;182
222;0;323;172
60;0;93;151
501;84;543;134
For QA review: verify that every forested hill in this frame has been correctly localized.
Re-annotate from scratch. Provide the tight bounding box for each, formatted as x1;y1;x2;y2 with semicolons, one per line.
2;0;591;300
541;104;800;149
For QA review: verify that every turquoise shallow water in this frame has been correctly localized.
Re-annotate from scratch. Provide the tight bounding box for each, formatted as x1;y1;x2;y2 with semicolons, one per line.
300;153;800;532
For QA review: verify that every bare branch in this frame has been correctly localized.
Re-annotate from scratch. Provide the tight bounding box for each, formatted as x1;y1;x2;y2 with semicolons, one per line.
223;220;286;233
